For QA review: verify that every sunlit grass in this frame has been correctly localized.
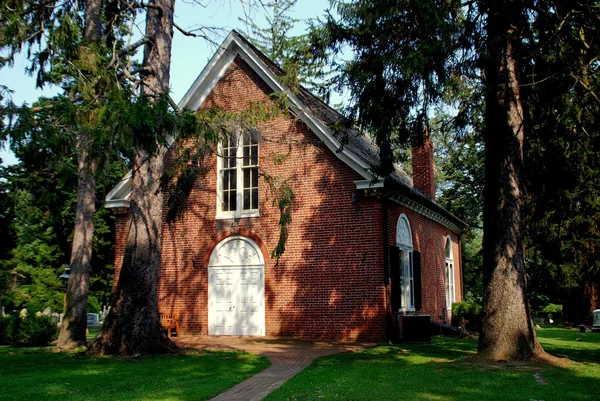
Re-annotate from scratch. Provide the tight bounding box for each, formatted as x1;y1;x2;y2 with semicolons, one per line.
266;328;600;401
0;346;269;401
537;325;600;363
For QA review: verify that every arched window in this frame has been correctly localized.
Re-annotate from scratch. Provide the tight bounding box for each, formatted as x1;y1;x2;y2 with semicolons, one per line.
445;236;455;309
396;214;414;311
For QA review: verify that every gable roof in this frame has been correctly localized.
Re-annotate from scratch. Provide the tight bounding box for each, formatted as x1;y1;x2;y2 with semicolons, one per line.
105;30;466;232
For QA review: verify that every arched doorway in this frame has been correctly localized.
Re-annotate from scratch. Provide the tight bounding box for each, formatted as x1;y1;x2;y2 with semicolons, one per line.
208;235;265;335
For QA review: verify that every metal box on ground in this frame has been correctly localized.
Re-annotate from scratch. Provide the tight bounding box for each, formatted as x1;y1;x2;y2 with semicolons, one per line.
402;314;431;343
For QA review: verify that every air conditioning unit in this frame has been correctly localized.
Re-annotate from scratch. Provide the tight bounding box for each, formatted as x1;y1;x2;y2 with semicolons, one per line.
593;309;600;333
401;314;431;343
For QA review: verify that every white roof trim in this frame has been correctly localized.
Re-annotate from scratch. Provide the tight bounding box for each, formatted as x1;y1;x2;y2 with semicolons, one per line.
105;30;379;208
105;170;132;208
354;179;384;190
226;34;374;180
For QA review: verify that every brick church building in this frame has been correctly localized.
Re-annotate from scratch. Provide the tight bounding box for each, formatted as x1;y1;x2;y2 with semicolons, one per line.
106;31;467;342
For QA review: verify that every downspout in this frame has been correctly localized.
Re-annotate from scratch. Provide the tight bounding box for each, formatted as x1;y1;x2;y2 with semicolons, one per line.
458;231;464;301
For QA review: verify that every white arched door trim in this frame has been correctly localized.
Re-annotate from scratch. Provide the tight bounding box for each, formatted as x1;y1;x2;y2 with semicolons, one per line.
208;235;265;335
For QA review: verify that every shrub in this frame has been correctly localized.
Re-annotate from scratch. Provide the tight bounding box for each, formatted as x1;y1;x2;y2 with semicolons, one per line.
0;315;10;345
452;300;482;332
87;296;100;313
4;314;57;347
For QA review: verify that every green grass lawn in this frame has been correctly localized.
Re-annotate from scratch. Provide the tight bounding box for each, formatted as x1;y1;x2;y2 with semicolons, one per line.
0;345;269;401
266;327;600;401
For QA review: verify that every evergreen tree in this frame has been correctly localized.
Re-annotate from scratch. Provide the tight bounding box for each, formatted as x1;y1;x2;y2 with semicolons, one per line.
314;0;599;359
522;0;600;324
241;0;333;100
91;0;178;356
0;0;138;348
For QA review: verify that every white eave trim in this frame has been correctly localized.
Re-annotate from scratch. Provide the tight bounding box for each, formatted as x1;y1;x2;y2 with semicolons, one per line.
105;199;131;209
105;170;132;209
104;30;379;210
390;195;462;234
354;179;384;190
178;31;375;181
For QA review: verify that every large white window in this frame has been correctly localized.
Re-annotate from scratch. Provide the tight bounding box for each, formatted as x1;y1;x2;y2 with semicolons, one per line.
396;214;414;311
217;132;259;218
445;236;455;309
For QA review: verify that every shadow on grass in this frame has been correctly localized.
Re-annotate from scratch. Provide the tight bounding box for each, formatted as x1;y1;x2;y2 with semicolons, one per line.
0;347;269;401
536;326;600;364
266;334;600;401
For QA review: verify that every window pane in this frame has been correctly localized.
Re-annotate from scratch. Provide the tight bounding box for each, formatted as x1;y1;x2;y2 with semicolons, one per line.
252;168;258;187
243;144;250;166
222;191;229;211
243;189;250;210
252;188;258;209
230;170;237;190
244;168;250;188
229;192;236;211
251;145;258;165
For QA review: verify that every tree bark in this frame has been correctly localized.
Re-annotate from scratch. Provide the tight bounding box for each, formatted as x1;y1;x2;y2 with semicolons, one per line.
90;0;177;356
478;0;543;360
57;0;102;350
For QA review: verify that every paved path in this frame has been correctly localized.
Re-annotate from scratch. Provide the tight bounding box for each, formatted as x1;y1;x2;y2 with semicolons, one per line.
173;336;374;401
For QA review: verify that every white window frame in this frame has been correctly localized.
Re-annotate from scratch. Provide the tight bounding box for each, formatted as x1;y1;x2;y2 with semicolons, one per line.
445;235;455;310
216;132;260;219
396;214;414;312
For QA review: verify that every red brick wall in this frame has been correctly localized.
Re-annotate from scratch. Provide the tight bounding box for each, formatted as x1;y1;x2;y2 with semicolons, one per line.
412;138;436;200
386;202;463;329
158;56;386;342
112;56;462;342
112;213;128;291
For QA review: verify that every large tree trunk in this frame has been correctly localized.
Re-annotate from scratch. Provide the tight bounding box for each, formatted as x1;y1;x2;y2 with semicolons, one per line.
57;0;102;350
478;0;543;360
90;0;176;355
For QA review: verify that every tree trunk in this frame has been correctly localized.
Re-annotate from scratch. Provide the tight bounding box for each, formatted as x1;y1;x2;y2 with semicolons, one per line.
56;0;102;350
57;135;97;348
90;0;176;356
478;0;543;360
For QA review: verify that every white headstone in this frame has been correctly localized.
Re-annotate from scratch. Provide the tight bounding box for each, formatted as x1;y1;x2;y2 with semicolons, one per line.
87;313;100;328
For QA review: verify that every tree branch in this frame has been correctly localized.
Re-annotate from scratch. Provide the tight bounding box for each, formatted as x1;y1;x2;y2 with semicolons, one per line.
174;22;208;39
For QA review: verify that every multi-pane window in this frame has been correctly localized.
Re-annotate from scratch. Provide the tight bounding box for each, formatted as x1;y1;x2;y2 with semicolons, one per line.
396;214;414;311
242;134;259;210
445;236;455;308
219;132;259;217
221;135;238;212
400;248;414;310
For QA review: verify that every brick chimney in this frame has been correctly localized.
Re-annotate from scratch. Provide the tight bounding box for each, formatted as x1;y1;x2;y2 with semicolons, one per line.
411;137;436;200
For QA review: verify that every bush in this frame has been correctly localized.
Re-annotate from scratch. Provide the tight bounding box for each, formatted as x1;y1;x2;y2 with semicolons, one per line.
2;314;57;347
452;300;482;332
0;316;10;345
87;296;100;313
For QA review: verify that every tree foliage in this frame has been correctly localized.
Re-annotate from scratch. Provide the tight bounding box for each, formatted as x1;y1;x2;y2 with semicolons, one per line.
314;0;599;359
241;0;333;99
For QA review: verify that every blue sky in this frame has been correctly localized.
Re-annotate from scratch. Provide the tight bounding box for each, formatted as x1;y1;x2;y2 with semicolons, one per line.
0;0;334;165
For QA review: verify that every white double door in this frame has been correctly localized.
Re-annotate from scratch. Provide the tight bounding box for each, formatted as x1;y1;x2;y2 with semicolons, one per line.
209;267;264;335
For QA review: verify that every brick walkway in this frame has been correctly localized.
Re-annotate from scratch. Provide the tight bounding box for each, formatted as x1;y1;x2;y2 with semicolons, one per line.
173;336;374;401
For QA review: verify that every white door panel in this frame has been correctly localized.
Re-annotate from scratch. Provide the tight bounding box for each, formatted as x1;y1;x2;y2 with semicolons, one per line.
209;267;264;335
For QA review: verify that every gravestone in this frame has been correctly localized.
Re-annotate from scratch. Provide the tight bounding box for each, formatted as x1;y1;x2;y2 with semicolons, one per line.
51;312;60;326
42;307;52;316
87;313;100;328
